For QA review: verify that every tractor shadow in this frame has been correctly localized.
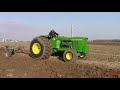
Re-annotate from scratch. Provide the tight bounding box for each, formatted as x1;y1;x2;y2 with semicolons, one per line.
51;52;64;62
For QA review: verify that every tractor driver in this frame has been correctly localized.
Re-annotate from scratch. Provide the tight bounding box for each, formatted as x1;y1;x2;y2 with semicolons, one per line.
48;29;59;39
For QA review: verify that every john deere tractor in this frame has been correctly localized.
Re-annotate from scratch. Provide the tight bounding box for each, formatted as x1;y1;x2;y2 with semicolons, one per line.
29;30;89;62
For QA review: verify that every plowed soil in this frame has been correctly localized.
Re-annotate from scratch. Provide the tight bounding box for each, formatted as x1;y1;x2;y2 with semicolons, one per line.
0;42;120;78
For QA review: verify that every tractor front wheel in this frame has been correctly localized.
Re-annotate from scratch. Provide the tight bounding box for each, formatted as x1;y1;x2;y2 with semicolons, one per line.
63;49;78;62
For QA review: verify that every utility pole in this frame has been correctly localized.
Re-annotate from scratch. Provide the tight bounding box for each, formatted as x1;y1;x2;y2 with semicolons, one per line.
71;24;73;37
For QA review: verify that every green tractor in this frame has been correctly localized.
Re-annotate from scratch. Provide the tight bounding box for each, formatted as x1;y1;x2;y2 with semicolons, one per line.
29;30;89;62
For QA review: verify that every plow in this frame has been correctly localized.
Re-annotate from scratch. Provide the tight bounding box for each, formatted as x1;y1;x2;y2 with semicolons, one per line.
0;30;89;62
0;45;29;58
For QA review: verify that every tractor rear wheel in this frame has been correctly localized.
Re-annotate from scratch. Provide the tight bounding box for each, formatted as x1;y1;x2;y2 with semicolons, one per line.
29;37;52;60
63;49;78;62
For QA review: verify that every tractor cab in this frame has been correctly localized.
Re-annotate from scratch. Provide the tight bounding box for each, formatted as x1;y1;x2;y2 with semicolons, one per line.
48;30;59;39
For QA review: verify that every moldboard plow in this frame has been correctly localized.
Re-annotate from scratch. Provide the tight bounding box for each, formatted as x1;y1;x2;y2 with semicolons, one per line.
0;45;29;58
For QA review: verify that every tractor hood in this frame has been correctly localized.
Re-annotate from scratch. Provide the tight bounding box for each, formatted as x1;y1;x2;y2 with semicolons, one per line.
57;36;88;41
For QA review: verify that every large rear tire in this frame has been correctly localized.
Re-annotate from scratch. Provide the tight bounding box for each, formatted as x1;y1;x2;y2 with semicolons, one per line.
29;37;52;60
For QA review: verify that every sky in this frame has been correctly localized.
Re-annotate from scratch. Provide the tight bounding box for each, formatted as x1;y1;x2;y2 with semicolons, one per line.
0;12;120;41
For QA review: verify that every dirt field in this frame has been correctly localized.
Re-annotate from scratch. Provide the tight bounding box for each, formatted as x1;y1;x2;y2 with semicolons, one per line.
0;42;120;78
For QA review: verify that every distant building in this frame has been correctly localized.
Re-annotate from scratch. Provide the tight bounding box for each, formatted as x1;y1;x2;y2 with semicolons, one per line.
0;38;6;42
0;38;19;42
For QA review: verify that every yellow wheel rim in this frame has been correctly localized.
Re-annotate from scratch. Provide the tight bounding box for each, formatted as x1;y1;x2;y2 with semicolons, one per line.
32;43;41;54
66;53;73;60
80;55;84;58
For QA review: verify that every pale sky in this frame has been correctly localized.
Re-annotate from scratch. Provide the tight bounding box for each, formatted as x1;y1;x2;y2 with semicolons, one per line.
0;12;120;41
